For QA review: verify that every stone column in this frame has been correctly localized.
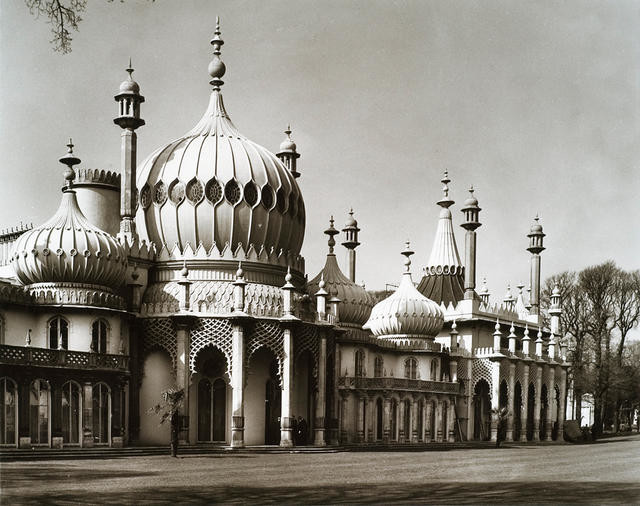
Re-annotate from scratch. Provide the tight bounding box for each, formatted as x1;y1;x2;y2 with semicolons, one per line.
383;396;391;443
411;398;419;443
82;382;93;448
533;365;542;441
367;396;375;442
448;398;456;442
435;400;443;442
356;394;365;443
545;367;556;442
425;401;433;442
172;315;196;445
280;326;295;447
230;321;246;448
314;333;327;446
398;400;406;443
520;364;530;442
506;362;516;442
490;361;500;442
557;368;567;442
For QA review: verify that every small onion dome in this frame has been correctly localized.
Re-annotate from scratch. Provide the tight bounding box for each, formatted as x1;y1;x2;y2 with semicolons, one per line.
119;61;140;94
279;126;297;153
344;209;358;228
530;216;543;233
307;254;374;327
364;242;444;340
11;189;127;289
464;192;478;207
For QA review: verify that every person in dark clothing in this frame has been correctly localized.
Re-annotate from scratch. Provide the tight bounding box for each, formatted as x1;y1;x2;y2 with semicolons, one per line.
291;415;298;445
297;416;308;446
170;412;179;457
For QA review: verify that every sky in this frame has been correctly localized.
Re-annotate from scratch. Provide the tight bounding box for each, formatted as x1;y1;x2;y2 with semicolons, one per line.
1;0;639;294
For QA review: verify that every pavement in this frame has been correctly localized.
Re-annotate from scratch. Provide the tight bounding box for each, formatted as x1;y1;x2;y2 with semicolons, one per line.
2;433;639;504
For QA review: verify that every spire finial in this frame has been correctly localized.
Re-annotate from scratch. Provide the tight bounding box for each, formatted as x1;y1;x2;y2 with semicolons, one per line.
209;17;226;90
437;170;454;209
59;138;80;189
324;216;339;254
126;57;134;79
401;240;414;273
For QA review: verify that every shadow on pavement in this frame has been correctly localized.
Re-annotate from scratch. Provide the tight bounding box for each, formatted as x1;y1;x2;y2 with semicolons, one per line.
4;481;639;504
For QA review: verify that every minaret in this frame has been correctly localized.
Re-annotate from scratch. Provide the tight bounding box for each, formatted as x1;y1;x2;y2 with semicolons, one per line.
460;186;481;299
549;281;562;336
527;215;545;316
114;58;145;243
341;209;360;282
277;125;301;179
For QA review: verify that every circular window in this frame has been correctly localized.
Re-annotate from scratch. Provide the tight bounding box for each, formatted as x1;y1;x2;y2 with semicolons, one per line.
225;180;241;205
276;188;287;213
153;181;167;205
140;184;151;209
186;178;204;204
168;180;185;205
244;181;258;206
261;184;274;210
205;178;223;204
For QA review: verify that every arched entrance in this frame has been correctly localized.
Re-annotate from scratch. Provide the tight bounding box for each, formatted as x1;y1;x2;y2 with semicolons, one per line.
418;400;424;442
93;383;111;445
526;383;535;440
0;377;17;446
293;350;314;445
195;347;228;443
61;381;81;445
553;385;561;440
403;399;411;442
246;347;281;445
513;382;522;441
540;385;549;440
375;398;383;441
390;399;398;441
30;379;50;446
473;380;491;440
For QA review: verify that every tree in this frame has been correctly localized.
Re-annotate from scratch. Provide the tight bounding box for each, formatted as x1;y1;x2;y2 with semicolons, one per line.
148;386;184;457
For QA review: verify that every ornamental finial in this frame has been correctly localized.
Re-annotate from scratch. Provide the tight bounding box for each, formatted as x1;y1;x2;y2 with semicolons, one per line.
126;57;134;79
59;138;80;189
437;170;454;209
324;216;339;254
401;240;414;272
209;17;226;90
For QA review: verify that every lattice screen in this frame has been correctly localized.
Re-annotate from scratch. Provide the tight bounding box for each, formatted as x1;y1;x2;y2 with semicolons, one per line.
189;318;233;375
246;320;285;386
142;318;177;370
471;358;493;393
295;323;320;382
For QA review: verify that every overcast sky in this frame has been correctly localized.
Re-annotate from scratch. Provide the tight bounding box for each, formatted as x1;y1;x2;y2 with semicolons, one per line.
1;0;639;294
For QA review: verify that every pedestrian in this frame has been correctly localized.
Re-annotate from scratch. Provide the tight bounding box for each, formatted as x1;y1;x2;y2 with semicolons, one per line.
291;414;298;445
297;416;308;446
170;411;179;457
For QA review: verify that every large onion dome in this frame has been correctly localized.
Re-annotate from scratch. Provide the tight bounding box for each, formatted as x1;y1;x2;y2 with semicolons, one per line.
135;22;305;265
364;242;444;342
307;218;374;327
11;143;127;291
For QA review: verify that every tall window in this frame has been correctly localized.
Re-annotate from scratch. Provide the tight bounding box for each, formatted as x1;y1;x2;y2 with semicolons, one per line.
354;349;365;377
61;381;81;445
93;383;110;444
91;319;108;353
29;379;50;445
374;356;384;378
48;316;68;350
405;357;418;379
430;359;438;381
0;377;17;445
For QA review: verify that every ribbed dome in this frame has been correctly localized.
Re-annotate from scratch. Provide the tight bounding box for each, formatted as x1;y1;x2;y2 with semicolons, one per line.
307;254;374;326
364;245;444;340
11;189;127;289
135;89;305;262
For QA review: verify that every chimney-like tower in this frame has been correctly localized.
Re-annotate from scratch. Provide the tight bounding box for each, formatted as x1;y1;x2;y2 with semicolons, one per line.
114;60;145;243
549;281;562;335
460;187;481;299
527;215;545;316
277;125;301;179
341;209;360;282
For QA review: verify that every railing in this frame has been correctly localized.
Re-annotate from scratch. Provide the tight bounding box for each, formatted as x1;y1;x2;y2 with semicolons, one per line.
338;376;460;394
0;344;129;371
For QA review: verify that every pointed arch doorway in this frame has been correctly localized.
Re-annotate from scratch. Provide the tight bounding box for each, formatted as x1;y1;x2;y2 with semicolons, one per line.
196;347;228;443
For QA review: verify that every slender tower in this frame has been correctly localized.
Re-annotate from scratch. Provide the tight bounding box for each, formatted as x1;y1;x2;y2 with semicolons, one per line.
460;187;481;299
527;215;545;316
341;209;360;282
277;125;301;179
114;59;145;243
549;281;562;335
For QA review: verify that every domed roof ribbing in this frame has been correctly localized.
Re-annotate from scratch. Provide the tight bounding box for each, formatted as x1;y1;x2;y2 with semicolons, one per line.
135;21;305;262
365;242;444;340
11;143;127;290
307;217;374;327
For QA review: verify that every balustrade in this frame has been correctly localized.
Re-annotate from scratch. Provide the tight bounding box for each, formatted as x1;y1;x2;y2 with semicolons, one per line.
0;344;129;371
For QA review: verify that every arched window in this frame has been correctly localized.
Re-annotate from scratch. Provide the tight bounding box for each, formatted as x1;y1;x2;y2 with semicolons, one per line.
354;349;365;377
404;357;418;379
0;377;17;446
29;379;50;445
93;383;111;445
48;316;68;350
430;359;438;381
374;356;384;378
91;319;108;353
61;381;81;445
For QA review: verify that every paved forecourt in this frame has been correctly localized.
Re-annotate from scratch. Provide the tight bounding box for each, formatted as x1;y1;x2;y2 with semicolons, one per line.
2;435;640;504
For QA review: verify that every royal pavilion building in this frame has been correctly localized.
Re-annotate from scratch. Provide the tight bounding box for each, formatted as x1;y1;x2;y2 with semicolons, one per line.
0;21;569;450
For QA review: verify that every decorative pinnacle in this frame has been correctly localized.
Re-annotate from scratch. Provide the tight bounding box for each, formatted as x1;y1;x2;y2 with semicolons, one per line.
451;319;458;334
285;124;292;138
318;272;326;290
59;138;80;189
126;57;134;79
401;240;414;273
437;170;454;209
235;260;244;279
523;323;530;339
536;329;543;341
509;322;516;337
209;17;226;90
180;259;189;279
324;216;339;254
494;318;501;333
285;265;292;283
